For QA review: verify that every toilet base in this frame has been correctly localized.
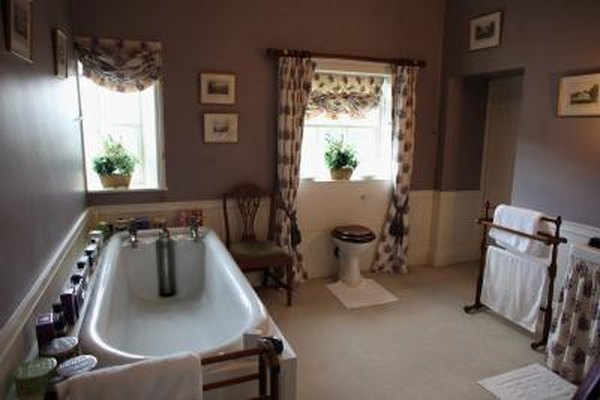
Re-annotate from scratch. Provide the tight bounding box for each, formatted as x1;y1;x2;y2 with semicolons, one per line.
338;256;363;287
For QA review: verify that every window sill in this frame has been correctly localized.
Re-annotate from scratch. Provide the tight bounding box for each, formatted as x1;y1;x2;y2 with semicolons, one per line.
86;186;168;194
301;177;390;184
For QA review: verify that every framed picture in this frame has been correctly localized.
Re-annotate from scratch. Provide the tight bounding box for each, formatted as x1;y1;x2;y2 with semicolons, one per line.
200;73;236;104
558;73;600;117
6;0;33;62
469;11;502;51
54;29;68;79
204;113;238;143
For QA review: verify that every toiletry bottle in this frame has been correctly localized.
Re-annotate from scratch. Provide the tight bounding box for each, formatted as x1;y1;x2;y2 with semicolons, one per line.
35;313;57;349
51;303;67;337
76;256;89;282
60;288;78;326
84;244;98;272
70;275;85;311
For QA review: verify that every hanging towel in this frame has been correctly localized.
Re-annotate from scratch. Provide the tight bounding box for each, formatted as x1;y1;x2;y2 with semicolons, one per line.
56;352;202;400
481;246;548;332
489;204;551;258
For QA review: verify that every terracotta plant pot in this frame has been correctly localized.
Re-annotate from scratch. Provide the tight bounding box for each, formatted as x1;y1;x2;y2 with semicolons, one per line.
330;168;354;180
99;174;132;189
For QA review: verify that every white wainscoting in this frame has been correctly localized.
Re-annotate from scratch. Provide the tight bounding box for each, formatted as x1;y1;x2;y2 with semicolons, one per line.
429;190;484;267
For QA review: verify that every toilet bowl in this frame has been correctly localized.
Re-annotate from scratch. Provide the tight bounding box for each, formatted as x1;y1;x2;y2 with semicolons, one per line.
332;225;376;287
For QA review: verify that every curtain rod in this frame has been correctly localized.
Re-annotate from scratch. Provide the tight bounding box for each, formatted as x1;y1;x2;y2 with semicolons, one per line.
266;48;426;68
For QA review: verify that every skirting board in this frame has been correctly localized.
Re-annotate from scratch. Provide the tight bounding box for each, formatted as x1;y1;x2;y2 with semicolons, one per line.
0;210;90;398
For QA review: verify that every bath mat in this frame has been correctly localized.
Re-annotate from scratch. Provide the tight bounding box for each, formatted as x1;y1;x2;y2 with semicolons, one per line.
478;363;577;400
326;279;398;309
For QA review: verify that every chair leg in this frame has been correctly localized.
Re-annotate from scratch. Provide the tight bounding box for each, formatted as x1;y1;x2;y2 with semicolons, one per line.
262;270;269;287
286;262;293;307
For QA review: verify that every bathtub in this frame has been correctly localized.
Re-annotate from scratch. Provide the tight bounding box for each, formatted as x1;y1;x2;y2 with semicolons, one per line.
79;227;270;366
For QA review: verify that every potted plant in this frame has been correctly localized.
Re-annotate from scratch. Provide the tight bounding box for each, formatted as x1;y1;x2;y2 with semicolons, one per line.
93;137;138;189
324;135;359;180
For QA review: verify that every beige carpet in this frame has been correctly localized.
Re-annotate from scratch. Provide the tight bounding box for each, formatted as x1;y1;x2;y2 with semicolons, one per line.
259;263;544;400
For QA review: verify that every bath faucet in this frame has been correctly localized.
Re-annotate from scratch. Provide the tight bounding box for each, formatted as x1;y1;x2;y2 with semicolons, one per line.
128;219;138;248
159;222;170;240
190;216;200;241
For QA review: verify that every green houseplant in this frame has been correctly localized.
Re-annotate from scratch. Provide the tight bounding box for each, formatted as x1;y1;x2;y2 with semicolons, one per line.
93;137;138;189
324;135;359;180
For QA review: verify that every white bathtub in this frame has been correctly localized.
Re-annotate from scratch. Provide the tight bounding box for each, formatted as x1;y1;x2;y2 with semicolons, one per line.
79;227;270;366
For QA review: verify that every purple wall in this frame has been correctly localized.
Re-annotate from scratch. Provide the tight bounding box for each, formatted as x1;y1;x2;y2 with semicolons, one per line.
440;0;600;226
71;0;447;205
0;0;86;327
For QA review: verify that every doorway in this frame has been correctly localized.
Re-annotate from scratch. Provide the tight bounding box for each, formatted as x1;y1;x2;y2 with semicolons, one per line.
480;75;524;206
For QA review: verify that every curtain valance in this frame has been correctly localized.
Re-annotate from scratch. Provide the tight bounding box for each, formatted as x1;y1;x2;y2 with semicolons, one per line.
307;73;384;119
74;37;162;93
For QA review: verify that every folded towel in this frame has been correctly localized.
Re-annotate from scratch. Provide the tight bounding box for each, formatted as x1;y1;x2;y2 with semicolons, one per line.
489;204;550;258
481;246;548;333
570;243;600;267
56;352;202;400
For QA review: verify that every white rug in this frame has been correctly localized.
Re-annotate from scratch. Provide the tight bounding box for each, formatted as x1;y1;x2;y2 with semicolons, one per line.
479;363;577;400
326;279;398;309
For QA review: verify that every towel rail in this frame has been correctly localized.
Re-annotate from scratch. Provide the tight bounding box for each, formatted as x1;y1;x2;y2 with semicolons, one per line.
202;337;282;399
464;201;567;351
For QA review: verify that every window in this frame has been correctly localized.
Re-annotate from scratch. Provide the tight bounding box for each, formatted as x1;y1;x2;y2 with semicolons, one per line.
78;68;165;191
301;61;392;181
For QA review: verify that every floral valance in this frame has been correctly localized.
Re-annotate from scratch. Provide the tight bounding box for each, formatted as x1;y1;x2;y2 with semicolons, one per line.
307;73;384;119
74;37;162;93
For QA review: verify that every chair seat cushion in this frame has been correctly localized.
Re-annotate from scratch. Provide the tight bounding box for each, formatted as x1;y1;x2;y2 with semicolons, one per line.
230;241;288;259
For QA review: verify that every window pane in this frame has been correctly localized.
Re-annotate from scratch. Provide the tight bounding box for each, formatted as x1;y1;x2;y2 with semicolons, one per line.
79;72;162;191
301;75;392;180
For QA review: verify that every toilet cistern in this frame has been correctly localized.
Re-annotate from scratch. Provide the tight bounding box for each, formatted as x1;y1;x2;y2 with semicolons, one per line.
332;225;376;287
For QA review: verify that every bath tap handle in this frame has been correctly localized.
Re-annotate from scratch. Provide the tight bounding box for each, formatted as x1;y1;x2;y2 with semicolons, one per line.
159;222;170;239
190;216;199;241
128;219;138;248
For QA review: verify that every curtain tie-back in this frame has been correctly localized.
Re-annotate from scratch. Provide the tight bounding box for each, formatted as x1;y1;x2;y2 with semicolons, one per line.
75;36;163;93
278;190;302;247
388;195;408;242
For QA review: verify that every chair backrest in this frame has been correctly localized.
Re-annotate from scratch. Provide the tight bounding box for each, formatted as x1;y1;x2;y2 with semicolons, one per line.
222;183;275;247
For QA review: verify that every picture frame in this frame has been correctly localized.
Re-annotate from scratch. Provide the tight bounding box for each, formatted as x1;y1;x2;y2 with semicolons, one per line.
6;0;33;62
53;29;68;79
558;73;600;117
204;113;238;143
469;11;502;51
200;73;236;104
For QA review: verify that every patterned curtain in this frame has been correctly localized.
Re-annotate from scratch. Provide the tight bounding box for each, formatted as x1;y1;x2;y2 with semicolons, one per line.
546;249;600;383
307;73;384;119
274;56;315;282
371;66;419;274
74;37;162;93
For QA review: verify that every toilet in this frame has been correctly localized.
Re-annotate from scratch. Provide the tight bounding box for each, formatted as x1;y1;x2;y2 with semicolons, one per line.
332;225;376;287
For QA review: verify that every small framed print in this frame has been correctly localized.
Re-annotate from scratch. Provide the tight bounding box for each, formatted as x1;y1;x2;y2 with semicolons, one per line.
204;113;238;143
200;73;236;104
54;29;68;79
558;73;600;117
7;0;33;62
469;11;502;51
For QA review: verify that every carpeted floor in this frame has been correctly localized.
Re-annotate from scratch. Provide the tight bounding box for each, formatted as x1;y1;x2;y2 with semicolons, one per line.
260;262;544;400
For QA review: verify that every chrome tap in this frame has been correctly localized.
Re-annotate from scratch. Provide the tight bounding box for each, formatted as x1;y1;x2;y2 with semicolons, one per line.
190;216;200;241
128;219;138;248
159;222;170;240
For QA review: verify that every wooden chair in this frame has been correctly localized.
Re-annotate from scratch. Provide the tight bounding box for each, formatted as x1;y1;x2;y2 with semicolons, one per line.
223;183;293;306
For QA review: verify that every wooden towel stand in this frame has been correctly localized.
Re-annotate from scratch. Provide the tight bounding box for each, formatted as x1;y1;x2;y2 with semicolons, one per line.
463;201;567;350
202;337;283;399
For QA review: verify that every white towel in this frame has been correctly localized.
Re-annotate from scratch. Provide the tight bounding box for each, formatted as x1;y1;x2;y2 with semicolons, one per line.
56;352;202;400
489;204;550;258
570;243;600;266
481;246;548;332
